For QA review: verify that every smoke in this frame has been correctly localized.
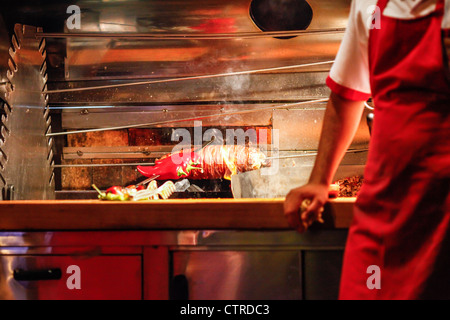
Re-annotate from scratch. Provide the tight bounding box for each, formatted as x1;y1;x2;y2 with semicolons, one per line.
221;70;251;98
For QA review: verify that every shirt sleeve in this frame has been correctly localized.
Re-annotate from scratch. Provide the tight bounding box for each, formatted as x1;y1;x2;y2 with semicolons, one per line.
327;0;372;101
443;0;450;29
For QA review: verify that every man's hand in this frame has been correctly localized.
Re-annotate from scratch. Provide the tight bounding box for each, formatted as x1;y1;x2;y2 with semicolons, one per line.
283;183;329;233
283;93;365;233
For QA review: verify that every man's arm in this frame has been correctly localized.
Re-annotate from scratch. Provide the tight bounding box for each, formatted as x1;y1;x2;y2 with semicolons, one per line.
283;92;365;232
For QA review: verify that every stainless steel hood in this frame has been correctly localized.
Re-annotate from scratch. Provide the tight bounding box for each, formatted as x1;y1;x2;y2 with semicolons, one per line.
2;0;352;104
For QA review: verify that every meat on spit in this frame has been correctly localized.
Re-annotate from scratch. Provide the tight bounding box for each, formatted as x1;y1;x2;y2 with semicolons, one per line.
137;145;267;180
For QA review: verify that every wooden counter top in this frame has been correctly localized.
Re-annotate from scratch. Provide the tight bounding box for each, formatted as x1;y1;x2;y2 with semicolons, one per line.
0;198;355;231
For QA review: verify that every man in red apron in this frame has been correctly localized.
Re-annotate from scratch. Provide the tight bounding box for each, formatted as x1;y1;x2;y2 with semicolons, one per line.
284;0;450;299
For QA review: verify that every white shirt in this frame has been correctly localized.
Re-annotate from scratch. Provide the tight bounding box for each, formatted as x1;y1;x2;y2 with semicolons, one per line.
327;0;449;100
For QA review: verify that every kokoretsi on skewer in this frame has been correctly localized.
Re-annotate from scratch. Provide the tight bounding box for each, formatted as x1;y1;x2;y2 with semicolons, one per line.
137;145;267;180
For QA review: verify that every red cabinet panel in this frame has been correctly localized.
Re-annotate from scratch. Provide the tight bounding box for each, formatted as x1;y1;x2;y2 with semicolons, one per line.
4;255;142;300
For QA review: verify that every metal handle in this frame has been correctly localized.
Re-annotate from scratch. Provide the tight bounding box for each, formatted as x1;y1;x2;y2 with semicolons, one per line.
13;268;62;281
366;112;374;136
170;274;189;300
1;185;15;201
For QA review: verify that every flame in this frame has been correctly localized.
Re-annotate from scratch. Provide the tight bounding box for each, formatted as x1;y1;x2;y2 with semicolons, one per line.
221;145;237;180
250;148;266;170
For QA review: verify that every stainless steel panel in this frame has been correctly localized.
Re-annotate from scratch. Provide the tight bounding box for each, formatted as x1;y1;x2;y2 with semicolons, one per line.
49;72;330;106
63;145;174;160
188;229;348;248
64;34;341;81
0;231;182;248
0;25;55;200
0;16;9;192
0;15;9;96
172;229;348;300
231;163;366;198
303;250;343;300
273;107;371;150
0;230;348;248
60;104;274;129
172;250;302;300
61;0;351;81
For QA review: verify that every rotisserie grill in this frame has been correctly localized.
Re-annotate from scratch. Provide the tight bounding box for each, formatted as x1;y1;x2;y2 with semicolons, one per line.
0;0;368;201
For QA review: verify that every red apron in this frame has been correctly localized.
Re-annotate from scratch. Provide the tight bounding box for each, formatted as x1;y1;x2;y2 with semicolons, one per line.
339;0;450;299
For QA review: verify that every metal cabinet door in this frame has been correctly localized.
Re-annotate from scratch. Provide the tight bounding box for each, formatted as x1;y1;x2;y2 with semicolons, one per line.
0;255;142;300
171;250;302;300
